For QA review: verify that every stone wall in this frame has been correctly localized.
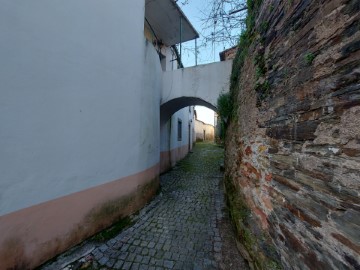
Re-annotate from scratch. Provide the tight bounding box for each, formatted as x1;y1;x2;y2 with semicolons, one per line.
225;0;360;269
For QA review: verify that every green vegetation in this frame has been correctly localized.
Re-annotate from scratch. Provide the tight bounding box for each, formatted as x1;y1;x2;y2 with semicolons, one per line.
177;142;223;173
304;52;315;65
217;92;233;121
224;1;285;268
217;0;266;138
224;176;252;245
255;80;271;106
83;177;159;243
180;157;196;172
269;4;275;12
260;21;269;33
254;52;266;80
216;92;233;139
254;48;271;105
224;176;283;269
92;216;133;242
256;66;265;80
229;0;266;110
267;260;284;270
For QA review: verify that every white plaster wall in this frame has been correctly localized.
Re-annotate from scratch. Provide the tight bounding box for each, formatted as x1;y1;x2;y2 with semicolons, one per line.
160;47;177;71
195;120;215;141
160;107;193;153
161;60;233;107
0;0;162;215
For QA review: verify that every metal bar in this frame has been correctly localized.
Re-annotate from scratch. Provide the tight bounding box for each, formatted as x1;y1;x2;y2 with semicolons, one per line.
171;45;183;68
213;22;215;62
195;38;198;66
179;16;182;68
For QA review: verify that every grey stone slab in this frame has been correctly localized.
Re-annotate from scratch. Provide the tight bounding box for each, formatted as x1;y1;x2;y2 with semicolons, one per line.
142;255;151;264
122;261;132;270
98;244;108;252
114;259;124;269
134;239;141;246
127;253;136;262
98;256;109;266
106;258;116;268
141;248;149;256
163;260;174;269
121;244;130;252
135;254;144;263
149;249;157;257
139;264;149;270
119;251;129;260
132;262;140;270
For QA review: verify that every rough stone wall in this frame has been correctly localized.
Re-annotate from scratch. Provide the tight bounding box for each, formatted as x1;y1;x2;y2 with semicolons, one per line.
220;46;238;61
225;0;360;269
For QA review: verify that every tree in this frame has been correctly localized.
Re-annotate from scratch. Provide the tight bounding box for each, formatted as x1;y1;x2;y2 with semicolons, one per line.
176;0;248;64
199;0;247;48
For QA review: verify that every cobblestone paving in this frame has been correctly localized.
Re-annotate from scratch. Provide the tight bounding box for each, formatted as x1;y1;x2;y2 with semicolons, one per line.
42;143;248;270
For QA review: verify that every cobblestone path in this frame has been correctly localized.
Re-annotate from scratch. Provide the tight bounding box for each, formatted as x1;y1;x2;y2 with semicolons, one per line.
42;143;248;270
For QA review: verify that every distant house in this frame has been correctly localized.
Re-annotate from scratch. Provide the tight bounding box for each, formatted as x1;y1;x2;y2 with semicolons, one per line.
194;111;215;142
219;45;238;61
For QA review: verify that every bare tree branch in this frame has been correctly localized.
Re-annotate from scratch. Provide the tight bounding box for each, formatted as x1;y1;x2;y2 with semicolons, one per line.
179;0;248;64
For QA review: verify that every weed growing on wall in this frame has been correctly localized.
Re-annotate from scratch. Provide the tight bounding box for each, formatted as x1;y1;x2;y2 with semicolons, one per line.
304;52;316;65
216;92;233;139
225;0;285;269
217;92;233;121
229;0;264;104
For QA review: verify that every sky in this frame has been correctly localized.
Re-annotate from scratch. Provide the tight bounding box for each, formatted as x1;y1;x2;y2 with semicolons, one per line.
180;0;226;67
195;106;216;125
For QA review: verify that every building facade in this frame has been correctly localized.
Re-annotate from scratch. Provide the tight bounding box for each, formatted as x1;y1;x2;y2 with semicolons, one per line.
0;1;200;268
0;0;234;268
194;117;215;142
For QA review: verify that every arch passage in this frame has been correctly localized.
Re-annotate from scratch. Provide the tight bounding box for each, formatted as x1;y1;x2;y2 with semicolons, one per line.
160;97;216;125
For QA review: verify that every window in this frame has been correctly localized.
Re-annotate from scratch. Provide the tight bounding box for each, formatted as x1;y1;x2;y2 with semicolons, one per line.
177;119;182;141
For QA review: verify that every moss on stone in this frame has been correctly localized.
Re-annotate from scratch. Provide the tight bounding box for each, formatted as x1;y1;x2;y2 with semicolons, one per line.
224;176;282;270
92;216;133;242
304;52;316;65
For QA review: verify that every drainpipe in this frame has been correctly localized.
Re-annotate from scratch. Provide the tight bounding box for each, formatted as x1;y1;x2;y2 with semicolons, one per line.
195;38;198;66
171;45;183;68
179;16;182;67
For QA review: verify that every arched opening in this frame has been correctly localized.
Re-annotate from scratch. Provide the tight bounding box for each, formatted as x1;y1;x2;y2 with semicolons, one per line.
160;97;216;125
193;106;217;143
160;97;218;173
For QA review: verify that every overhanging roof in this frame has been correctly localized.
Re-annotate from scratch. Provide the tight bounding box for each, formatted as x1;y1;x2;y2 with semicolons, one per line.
145;0;199;46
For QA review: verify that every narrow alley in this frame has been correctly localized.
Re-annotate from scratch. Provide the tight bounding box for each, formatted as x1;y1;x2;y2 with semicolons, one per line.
41;143;248;270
